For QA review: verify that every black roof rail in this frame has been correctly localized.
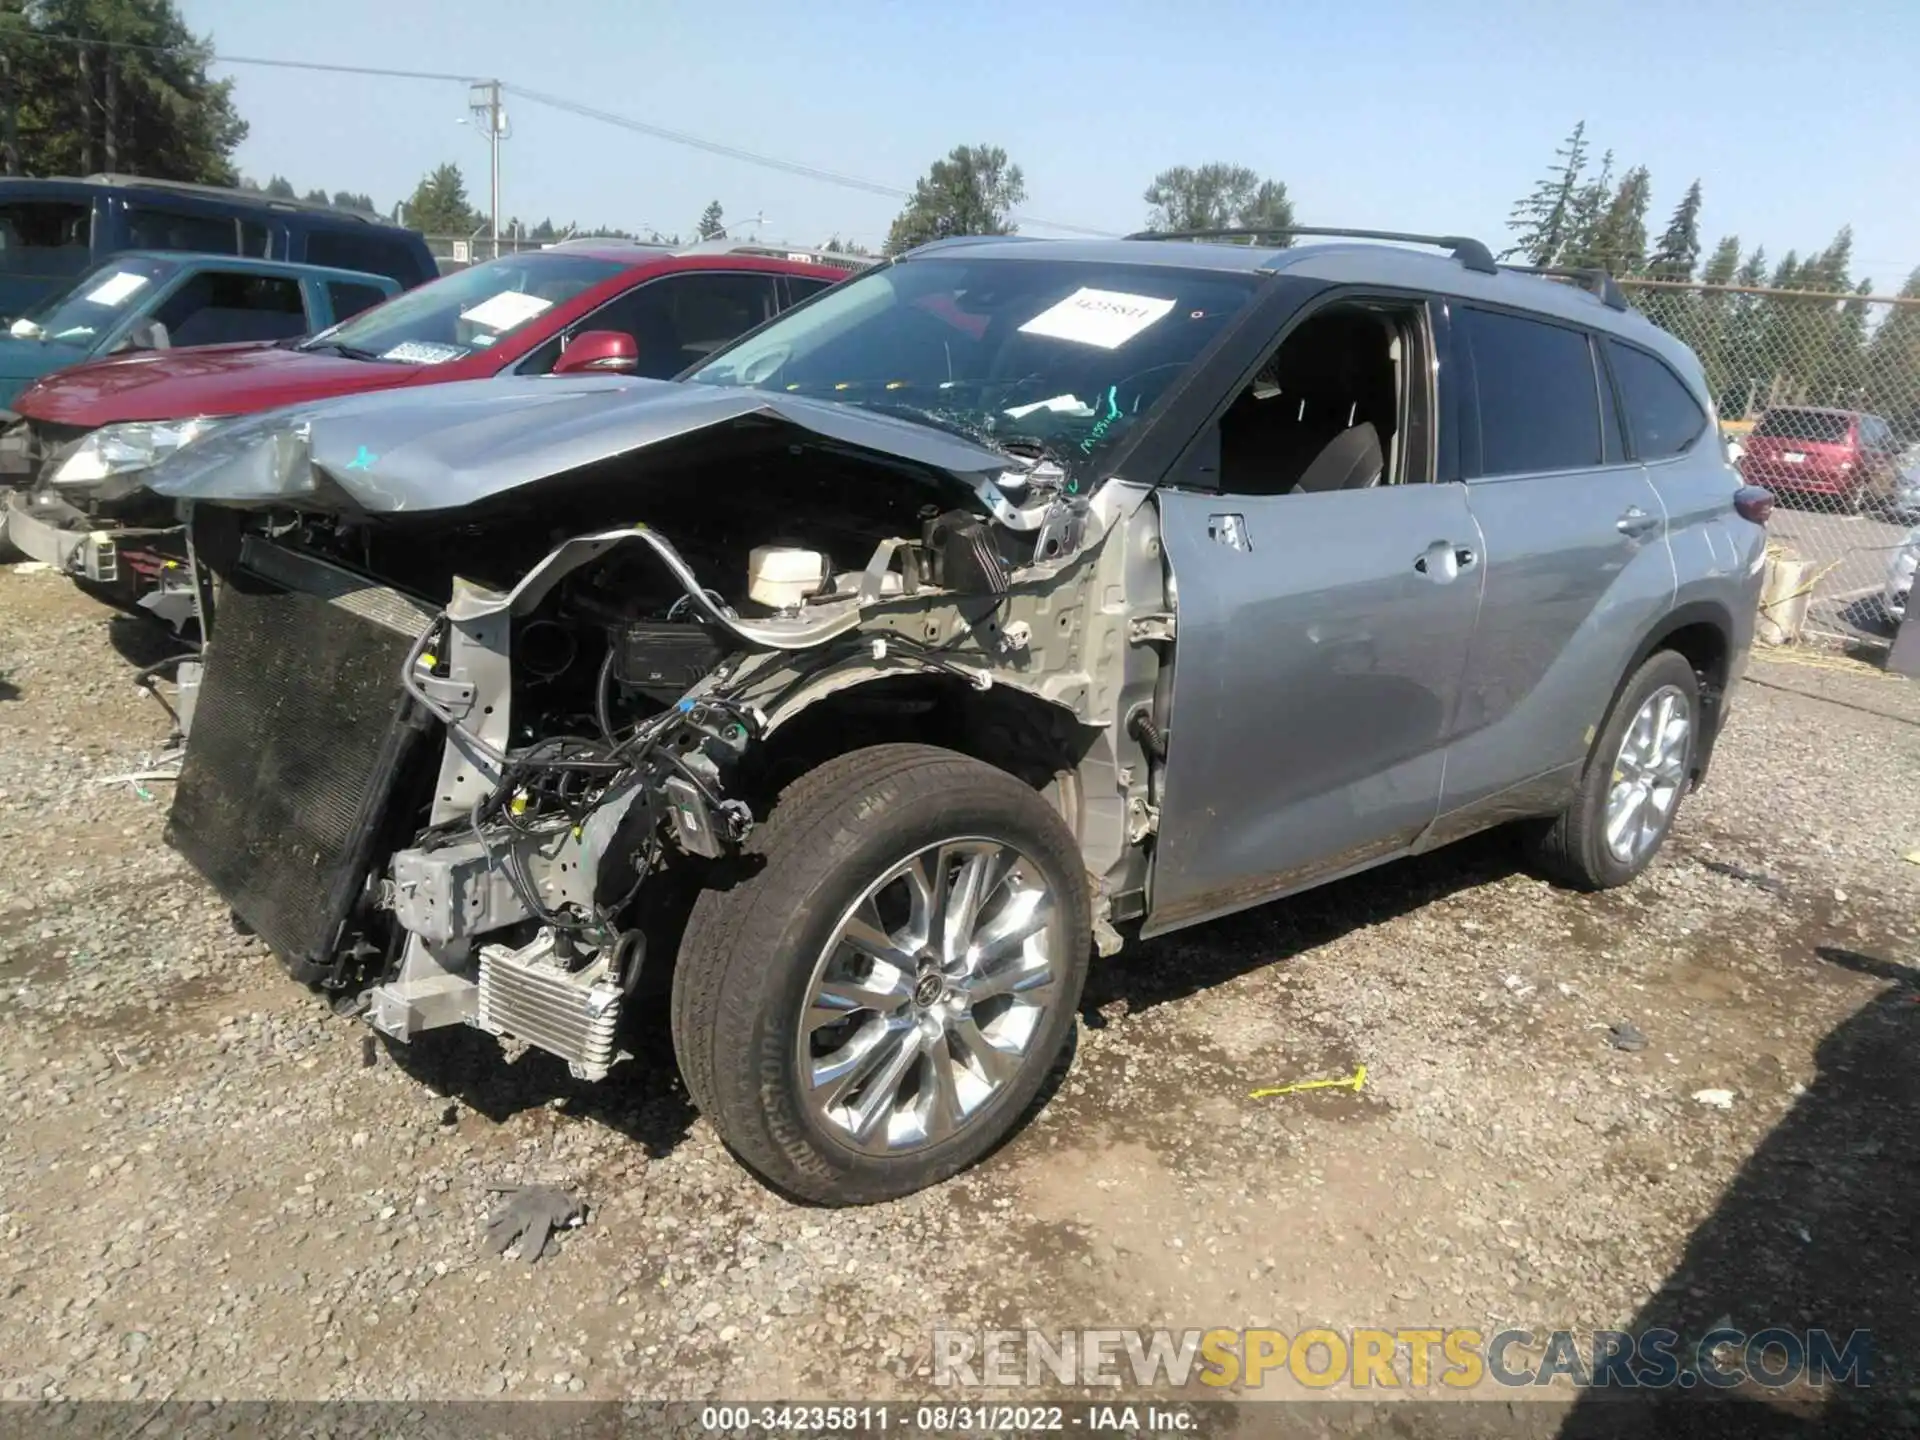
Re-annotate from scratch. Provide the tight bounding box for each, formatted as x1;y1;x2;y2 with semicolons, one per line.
75;173;397;226
1123;225;1499;275
1500;264;1630;311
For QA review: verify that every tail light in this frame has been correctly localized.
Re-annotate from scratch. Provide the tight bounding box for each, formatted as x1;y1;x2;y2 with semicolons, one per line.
1734;485;1775;525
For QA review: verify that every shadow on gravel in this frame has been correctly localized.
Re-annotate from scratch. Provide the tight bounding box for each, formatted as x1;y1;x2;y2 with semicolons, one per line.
1079;829;1522;1026
0;673;16;702
385;1009;700;1162
1555;946;1920;1440
104;608;192;670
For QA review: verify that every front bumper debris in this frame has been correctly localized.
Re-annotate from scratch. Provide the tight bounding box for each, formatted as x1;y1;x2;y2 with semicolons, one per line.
4;489;119;581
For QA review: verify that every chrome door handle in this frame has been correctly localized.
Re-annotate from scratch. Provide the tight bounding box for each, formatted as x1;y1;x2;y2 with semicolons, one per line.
1617;506;1659;537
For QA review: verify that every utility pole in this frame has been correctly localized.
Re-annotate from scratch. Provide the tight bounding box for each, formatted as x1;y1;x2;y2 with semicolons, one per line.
467;80;506;258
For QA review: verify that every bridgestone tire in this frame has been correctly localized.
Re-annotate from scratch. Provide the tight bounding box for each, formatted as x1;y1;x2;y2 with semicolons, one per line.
1526;650;1701;890
670;744;1091;1205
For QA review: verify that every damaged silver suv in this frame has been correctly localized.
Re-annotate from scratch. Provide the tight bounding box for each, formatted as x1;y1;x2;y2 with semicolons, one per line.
149;227;1769;1204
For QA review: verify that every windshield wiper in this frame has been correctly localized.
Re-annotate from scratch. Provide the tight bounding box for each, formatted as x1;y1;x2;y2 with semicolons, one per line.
300;339;390;363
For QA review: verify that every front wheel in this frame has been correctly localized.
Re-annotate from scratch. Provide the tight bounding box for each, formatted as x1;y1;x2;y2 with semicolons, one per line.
671;744;1091;1205
1526;650;1701;890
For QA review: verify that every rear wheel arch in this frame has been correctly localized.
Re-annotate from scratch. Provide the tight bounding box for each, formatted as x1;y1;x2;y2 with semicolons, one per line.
1617;601;1734;784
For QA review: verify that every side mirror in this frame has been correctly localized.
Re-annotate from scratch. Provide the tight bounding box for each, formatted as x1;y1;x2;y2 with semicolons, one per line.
552;329;639;376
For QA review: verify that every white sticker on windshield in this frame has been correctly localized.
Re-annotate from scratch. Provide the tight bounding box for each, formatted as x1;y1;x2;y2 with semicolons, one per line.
84;271;151;307
1017;288;1176;350
1003;393;1095;419
380;340;467;365
457;290;553;332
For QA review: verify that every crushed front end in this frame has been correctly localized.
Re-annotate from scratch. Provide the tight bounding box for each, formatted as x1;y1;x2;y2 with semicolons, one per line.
153;378;1169;1083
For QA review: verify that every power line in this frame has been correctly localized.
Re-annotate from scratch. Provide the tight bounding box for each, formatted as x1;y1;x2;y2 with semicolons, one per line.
3;28;484;83
502;85;1117;238
11;30;1119;237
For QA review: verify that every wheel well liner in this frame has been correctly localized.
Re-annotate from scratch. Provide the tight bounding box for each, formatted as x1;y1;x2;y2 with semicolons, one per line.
1619;600;1735;786
746;674;1093;809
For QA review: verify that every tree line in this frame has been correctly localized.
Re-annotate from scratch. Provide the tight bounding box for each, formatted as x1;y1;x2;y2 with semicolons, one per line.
1508;121;1920;426
878;144;1295;254
0;0;244;181
0;6;1910;427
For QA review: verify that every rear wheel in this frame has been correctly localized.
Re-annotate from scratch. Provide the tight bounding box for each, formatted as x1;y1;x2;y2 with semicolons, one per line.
671;744;1090;1205
1526;650;1700;890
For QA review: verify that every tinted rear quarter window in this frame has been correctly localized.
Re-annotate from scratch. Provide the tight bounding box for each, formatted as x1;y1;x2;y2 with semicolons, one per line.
0;200;92;273
303;229;421;287
126;206;240;254
1606;341;1707;460
1463;308;1602;476
325;280;389;322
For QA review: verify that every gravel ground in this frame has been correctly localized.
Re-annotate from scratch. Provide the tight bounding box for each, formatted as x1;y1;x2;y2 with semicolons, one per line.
1;559;1916;1427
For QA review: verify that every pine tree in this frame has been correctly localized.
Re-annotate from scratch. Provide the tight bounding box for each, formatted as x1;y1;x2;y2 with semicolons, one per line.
1648;180;1704;282
1866;266;1920;434
1720;247;1770;418
1560;150;1613;270
402;163;481;235
1588;166;1651;275
1504;121;1589;266
697;200;726;240
1688;235;1744;401
1702;235;1741;287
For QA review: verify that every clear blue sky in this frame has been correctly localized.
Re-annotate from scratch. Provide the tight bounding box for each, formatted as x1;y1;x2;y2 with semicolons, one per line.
181;0;1920;288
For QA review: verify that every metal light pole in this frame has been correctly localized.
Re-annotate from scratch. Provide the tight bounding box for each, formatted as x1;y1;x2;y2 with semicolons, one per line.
467;80;506;259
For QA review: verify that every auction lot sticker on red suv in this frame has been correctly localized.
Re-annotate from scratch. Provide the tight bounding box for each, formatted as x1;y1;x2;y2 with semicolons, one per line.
1018;287;1175;349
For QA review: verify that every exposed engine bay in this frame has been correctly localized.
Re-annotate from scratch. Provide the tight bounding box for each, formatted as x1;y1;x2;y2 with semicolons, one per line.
156;383;1170;1082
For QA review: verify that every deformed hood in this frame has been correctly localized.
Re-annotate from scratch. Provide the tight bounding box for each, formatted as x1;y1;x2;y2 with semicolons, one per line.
149;374;1030;519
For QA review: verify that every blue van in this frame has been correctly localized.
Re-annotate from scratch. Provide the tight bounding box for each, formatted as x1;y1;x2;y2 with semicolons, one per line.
0;251;401;407
0;174;435;321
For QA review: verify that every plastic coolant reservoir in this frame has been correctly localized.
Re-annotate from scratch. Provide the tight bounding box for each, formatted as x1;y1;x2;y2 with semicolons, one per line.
747;545;828;609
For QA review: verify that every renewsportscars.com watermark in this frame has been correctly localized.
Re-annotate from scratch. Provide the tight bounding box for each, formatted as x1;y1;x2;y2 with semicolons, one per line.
932;1327;1873;1391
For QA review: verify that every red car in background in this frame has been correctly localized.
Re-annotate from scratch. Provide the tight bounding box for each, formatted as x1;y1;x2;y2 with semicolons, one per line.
1737;405;1904;513
1;240;862;598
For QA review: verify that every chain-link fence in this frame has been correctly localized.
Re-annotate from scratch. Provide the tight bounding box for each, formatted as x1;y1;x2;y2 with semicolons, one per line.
1620;278;1920;647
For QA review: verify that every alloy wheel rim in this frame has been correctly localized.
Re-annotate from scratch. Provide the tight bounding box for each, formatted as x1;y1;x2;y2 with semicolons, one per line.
796;837;1060;1156
1604;684;1691;865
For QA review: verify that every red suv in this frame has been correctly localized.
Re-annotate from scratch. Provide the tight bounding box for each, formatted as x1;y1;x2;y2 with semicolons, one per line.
1738;406;1903;513
1;240;861;594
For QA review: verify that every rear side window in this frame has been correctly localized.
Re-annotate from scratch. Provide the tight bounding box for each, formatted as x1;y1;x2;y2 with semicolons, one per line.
1606;341;1706;460
126;206;240;254
0;200;92;274
1755;409;1850;444
1462;308;1603;476
325;280;388;322
151;270;309;348
304;230;419;286
786;276;835;304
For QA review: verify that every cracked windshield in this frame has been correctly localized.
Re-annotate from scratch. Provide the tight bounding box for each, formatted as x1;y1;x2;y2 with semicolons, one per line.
689;257;1259;479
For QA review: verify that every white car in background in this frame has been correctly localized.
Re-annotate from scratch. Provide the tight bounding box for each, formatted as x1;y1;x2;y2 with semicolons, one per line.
1889;524;1919;624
